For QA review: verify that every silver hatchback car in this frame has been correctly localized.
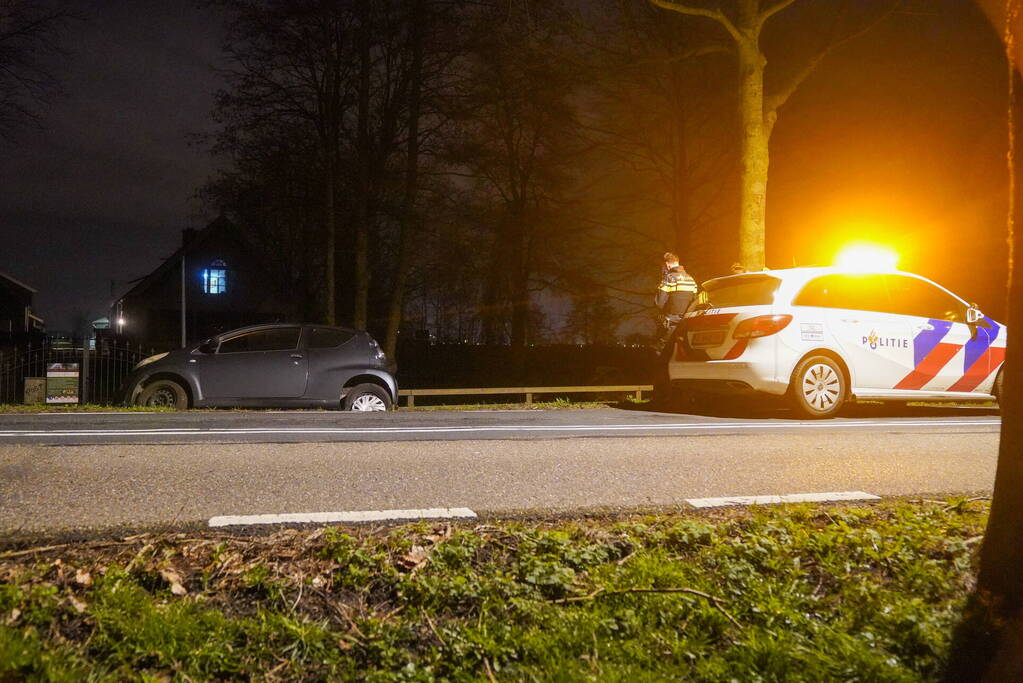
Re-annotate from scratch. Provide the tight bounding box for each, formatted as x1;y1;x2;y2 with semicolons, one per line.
122;324;397;411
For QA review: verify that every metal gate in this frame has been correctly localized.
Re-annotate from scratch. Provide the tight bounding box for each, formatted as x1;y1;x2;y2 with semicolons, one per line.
0;340;154;406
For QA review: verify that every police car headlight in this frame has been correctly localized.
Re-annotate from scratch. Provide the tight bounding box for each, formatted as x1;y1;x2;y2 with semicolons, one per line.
133;352;169;370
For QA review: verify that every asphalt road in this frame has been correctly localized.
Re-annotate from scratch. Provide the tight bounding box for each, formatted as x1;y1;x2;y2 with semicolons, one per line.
0;406;1001;533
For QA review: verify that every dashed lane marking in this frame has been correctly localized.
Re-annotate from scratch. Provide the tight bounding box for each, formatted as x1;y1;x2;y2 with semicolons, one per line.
208;507;478;528
686;491;882;508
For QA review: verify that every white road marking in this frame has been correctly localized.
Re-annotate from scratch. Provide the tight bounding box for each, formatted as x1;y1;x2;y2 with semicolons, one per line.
0;419;1001;438
208;507;478;527
686;491;882;508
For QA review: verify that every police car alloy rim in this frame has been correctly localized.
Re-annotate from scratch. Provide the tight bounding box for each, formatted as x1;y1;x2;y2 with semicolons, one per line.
801;363;841;411
351;394;387;411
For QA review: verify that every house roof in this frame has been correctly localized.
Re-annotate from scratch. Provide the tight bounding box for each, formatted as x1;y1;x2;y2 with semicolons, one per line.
117;215;238;302
0;271;37;294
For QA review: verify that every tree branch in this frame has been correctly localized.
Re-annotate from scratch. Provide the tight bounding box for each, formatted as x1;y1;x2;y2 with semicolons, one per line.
757;0;800;28
647;0;743;43
764;0;900;122
552;586;744;630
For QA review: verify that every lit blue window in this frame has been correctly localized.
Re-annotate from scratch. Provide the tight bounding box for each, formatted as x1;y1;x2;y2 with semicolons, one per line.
202;260;227;294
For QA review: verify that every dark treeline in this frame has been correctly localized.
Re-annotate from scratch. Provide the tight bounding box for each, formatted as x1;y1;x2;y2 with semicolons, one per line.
199;0;743;354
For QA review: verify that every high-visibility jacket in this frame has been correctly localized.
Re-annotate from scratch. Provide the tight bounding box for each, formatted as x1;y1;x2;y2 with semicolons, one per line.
655;267;698;315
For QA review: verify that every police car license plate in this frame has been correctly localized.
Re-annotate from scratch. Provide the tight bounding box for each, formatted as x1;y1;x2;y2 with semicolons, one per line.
691;330;726;347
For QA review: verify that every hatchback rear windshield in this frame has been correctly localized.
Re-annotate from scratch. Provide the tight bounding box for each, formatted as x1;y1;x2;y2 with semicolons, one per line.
697;274;781;310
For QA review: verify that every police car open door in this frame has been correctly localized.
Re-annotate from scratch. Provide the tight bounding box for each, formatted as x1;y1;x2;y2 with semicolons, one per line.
882;274;992;394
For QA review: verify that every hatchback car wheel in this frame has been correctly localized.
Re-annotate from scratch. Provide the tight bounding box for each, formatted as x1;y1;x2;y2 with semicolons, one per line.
343;383;391;411
137;379;189;410
790;355;846;419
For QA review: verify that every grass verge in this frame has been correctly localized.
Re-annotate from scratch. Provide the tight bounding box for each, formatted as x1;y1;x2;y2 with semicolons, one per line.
403;398;627;411
0;403;176;414
0;398;629;413
0;498;986;681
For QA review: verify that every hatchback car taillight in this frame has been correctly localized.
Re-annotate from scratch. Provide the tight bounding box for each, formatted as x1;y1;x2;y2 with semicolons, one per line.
732;314;792;339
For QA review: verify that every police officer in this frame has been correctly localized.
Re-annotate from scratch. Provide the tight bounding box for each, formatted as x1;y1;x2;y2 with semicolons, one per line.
655;252;698;344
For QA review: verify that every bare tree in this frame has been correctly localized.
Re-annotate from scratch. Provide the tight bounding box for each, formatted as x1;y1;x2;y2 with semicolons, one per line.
446;1;584;346
0;0;70;140
212;0;357;325
648;0;897;270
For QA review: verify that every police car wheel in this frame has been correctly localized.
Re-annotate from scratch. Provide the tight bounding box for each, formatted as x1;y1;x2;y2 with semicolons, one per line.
138;380;188;410
343;383;392;412
789;356;846;419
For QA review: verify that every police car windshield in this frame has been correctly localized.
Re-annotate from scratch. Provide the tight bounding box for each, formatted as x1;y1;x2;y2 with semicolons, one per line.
695;274;781;311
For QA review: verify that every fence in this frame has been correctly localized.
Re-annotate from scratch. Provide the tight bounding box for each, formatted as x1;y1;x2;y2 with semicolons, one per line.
398;385;653;407
0;340;153;406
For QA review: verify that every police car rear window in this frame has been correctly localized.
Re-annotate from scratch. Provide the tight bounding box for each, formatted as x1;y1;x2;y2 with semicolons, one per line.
699;275;781;309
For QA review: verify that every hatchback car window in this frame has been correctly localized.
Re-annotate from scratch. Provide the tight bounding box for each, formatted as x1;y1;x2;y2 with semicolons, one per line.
697;275;781;310
218;328;301;353
308;328;354;349
792;274;890;312
882;275;967;321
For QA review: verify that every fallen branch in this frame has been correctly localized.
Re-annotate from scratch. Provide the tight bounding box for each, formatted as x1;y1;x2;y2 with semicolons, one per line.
483;657;498;683
552;587;743;630
424;613;447;648
943;497;991;512
615;549;636;566
0;539;136;560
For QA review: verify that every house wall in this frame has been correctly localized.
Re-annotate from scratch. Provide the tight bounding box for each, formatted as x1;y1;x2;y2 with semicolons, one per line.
120;228;295;350
0;277;35;335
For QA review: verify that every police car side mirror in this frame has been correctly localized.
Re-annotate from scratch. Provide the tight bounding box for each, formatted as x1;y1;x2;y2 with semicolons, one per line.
966;306;984;325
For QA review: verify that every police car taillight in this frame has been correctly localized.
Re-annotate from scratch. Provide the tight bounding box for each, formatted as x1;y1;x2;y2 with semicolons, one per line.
732;314;792;339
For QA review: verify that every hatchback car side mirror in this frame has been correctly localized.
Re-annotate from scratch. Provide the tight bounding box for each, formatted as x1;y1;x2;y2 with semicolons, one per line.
966;306;984;325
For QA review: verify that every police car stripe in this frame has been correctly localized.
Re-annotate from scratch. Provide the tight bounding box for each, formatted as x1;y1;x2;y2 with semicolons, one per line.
963;317;1000;372
894;342;962;390
913;319;953;367
947;346;1006;393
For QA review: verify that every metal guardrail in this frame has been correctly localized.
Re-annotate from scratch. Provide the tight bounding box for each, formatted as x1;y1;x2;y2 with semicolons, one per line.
397;385;653;407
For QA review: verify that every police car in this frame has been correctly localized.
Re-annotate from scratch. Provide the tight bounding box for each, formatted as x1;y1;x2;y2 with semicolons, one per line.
668;267;1006;418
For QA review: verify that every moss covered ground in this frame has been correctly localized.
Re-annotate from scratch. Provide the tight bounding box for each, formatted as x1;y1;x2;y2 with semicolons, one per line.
0;498;987;681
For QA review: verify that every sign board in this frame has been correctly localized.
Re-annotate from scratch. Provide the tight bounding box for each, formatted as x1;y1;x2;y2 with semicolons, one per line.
24;378;45;405
46;363;79;404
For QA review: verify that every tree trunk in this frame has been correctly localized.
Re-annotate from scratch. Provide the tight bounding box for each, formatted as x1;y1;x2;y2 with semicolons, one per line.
736;0;768;271
671;73;690;259
324;169;336;325
944;42;1023;681
384;0;425;359
353;0;372;331
508;207;530;347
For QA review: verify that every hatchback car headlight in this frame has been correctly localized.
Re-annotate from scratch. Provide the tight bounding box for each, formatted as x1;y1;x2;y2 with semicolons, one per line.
368;339;386;361
133;352;169;370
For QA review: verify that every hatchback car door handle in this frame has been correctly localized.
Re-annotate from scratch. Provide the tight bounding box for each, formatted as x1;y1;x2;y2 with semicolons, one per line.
290;354;303;359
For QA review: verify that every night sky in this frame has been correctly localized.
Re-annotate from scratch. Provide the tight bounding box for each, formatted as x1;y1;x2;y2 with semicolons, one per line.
1;0;225;332
0;0;1013;330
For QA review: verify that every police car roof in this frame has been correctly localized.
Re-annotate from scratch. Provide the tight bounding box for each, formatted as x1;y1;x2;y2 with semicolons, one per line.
701;266;927;290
